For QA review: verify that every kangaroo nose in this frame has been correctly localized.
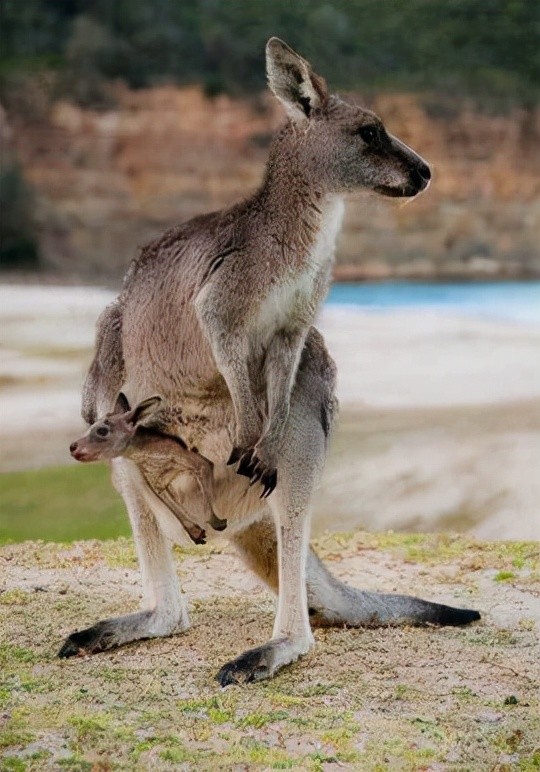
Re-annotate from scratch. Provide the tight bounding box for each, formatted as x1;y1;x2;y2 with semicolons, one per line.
70;442;78;454
417;161;431;182
411;162;431;192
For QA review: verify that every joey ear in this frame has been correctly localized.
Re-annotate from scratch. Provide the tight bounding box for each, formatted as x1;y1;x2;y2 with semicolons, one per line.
128;396;163;427
114;391;131;415
266;37;328;121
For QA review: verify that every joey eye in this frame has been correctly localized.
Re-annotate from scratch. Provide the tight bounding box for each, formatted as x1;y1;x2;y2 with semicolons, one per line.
96;426;109;438
356;125;380;145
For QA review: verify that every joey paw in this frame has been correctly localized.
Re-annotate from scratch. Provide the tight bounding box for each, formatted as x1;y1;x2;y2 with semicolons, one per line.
190;528;207;545
209;513;228;532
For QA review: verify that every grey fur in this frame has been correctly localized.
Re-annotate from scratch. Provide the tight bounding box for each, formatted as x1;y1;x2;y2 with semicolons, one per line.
82;300;124;425
60;39;478;677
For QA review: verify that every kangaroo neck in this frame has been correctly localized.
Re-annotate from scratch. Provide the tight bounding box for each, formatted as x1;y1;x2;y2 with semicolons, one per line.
254;123;343;261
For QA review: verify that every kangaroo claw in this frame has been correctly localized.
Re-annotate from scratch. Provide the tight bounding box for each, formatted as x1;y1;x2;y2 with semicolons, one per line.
260;470;278;498
230;445;278;498
249;464;263;486
227;446;245;466
237;451;258;478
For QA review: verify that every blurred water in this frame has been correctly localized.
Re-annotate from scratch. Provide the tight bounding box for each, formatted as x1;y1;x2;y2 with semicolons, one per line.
327;281;540;326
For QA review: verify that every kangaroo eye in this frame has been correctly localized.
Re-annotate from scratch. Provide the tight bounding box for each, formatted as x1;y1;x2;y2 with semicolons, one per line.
357;125;380;144
96;426;109;438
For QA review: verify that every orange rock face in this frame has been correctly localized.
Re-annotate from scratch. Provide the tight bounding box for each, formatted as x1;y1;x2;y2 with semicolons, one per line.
6;85;540;279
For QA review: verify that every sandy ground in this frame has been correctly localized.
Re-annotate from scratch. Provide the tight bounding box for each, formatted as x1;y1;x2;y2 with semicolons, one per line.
1;532;539;769
1;284;540;539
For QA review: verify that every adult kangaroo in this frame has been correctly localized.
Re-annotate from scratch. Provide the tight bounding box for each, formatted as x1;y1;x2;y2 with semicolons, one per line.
60;38;480;684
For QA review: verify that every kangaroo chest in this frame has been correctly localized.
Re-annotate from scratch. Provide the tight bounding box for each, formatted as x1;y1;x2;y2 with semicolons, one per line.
255;197;344;336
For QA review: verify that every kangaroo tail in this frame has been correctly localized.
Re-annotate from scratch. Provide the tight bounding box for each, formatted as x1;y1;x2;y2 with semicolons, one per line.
307;549;480;628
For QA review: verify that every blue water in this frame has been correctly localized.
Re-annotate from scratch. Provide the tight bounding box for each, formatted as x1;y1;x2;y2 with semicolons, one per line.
326;281;540;325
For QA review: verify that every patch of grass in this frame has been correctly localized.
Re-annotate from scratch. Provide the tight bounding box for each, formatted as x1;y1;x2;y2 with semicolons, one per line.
301;683;341;697
495;570;516;582
231;740;298;768
520;750;540;771
177;695;237;720
0;589;32;606
100;537;137;568
467;629;518;646
1;758;28;772
159;745;195;763
0;644;39;665
0;464;129;543
0;728;34;749
57;756;93;771
238;710;289;729
68;713;112;741
410;716;446;742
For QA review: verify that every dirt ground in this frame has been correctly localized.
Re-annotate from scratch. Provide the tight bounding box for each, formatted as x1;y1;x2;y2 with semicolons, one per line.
1;531;539;770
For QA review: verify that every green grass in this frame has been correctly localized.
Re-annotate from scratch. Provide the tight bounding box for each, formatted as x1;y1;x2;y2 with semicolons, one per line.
0;464;129;543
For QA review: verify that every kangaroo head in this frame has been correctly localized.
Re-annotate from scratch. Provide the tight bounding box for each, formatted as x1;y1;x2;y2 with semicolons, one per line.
70;394;163;462
266;37;430;198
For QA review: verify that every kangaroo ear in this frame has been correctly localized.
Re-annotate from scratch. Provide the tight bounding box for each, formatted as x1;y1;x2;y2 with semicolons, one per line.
128;396;163;427
113;391;131;415
266;37;328;121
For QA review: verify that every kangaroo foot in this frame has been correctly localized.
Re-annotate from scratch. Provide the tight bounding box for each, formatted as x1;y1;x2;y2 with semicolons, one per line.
59;619;124;657
216;636;312;686
58;608;190;658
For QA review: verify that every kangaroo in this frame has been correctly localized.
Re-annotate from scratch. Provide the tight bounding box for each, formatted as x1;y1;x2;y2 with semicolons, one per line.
59;39;479;682
70;394;227;544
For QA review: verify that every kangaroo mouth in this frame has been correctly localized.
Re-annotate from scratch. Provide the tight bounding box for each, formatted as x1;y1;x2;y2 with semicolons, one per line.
374;184;412;198
70;448;97;462
374;180;427;198
374;164;431;199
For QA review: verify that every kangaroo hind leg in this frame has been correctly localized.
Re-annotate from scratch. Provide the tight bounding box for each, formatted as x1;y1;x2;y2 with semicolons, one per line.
58;459;190;657
216;395;326;685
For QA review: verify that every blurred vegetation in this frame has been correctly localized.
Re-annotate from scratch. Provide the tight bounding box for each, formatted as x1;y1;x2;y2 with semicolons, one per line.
0;464;128;543
0;158;40;270
1;0;538;109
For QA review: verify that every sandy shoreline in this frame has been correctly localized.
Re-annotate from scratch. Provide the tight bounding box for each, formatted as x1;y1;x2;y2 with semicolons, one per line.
1;284;539;539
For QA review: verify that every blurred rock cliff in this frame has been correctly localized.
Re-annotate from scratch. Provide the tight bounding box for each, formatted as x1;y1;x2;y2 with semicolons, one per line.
3;85;539;281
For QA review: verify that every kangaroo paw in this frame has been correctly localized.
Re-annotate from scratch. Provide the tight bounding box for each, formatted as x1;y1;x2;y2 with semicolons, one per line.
185;524;207;544
209;513;228;531
229;446;278;497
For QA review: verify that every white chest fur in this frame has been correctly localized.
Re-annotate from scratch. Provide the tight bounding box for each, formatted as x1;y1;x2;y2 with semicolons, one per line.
256;196;344;335
308;195;345;273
